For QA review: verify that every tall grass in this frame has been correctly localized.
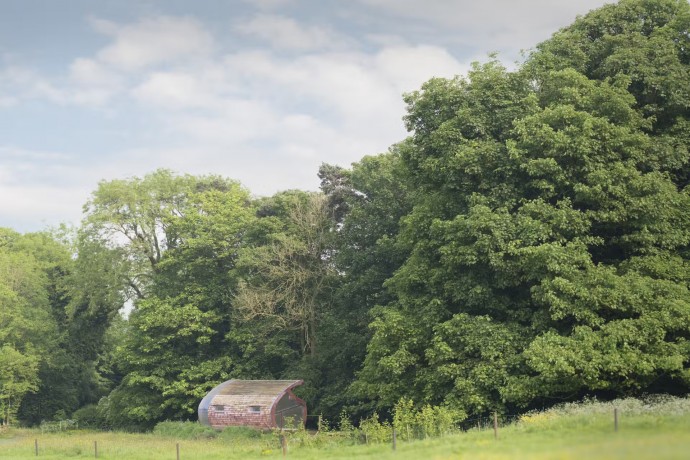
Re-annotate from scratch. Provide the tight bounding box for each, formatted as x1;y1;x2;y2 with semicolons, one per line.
153;421;218;439
517;395;690;434
0;395;688;459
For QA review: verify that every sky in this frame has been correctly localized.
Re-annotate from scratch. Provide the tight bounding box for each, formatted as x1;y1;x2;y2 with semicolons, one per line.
0;0;612;232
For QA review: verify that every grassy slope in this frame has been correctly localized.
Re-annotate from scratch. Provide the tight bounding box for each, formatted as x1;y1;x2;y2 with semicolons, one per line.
1;404;690;459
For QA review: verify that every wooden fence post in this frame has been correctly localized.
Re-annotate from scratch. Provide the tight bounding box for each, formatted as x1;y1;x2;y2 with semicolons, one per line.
281;434;288;457
614;408;618;432
493;412;498;439
176;442;180;460
34;439;38;456
392;427;397;451
94;440;98;458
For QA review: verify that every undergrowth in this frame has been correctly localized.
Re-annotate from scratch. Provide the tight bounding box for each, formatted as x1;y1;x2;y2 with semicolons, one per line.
1;396;689;459
517;395;690;433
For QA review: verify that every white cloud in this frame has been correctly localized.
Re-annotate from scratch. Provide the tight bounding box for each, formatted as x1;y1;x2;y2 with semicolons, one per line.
236;14;348;50
374;45;471;94
70;58;120;87
132;71;223;109
64;59;125;106
0;146;87;229
169;99;280;145
356;0;612;54
240;0;293;11
0;59;122;108
115;35;470;193
356;0;611;28
90;16;214;71
0;65;70;104
2;5;548;231
223;43;467;136
121;40;470;200
34;16;218;107
0;146;76;185
0;183;87;230
364;33;410;48
0;63;22;106
0;97;15;108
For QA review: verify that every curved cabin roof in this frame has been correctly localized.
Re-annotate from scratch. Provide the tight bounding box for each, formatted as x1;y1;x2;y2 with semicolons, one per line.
198;379;305;428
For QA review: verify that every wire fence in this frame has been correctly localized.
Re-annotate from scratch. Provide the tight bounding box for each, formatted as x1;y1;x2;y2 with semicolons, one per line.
464;414;522;430
18;408;630;458
39;419;79;434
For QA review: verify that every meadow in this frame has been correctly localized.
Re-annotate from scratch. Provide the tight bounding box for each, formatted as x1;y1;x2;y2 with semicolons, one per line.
2;397;690;459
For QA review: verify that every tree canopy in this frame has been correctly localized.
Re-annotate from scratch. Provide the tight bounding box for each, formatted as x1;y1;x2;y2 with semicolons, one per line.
355;0;690;415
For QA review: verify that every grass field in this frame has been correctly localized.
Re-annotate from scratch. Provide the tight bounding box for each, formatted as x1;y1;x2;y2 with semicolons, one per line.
2;397;690;459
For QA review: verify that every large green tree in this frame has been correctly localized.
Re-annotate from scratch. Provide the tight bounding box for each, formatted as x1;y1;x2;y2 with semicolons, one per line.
101;176;257;429
82;169;220;300
355;0;690;417
316;151;414;417
0;231;60;425
0;228;114;425
0;344;39;426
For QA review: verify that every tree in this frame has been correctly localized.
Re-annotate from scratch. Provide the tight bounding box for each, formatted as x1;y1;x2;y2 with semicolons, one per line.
317;151;414;416
235;191;335;358
81;169;236;300
103;178;257;428
355;0;690;417
0;344;38;426
354;60;539;412
0;230;67;424
526;0;690;186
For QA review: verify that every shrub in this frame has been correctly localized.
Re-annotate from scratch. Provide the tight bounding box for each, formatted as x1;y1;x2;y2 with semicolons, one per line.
219;426;263;441
358;412;392;444
317;415;331;432
338;409;355;433
517;395;690;433
393;398;415;440
393;398;463;440
72;404;106;429
39;419;79;433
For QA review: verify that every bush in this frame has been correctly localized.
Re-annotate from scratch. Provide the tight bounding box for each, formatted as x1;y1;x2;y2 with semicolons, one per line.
276;420;335;449
517;395;690;432
392;398;463;440
72;404;106;429
338;410;355;432
358;412;392;444
551;395;690;417
219;426;263;441
39;419;79;433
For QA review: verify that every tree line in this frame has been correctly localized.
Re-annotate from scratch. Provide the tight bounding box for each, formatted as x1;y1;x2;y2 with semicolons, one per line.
2;0;690;430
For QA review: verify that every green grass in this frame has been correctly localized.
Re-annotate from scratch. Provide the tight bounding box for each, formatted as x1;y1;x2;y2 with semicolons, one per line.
1;397;690;459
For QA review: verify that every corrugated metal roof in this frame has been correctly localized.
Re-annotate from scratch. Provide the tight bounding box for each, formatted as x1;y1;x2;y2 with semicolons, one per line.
214;380;302;396
213;394;276;406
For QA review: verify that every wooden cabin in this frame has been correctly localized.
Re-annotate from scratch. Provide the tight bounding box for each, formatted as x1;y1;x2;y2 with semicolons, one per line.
198;379;306;430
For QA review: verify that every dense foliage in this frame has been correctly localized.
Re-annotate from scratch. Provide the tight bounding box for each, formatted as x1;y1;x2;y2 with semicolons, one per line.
1;0;689;430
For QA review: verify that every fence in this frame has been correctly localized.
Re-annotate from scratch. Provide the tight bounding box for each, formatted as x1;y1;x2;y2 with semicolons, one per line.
28;439;180;459
15;408;633;458
39;419;79;433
